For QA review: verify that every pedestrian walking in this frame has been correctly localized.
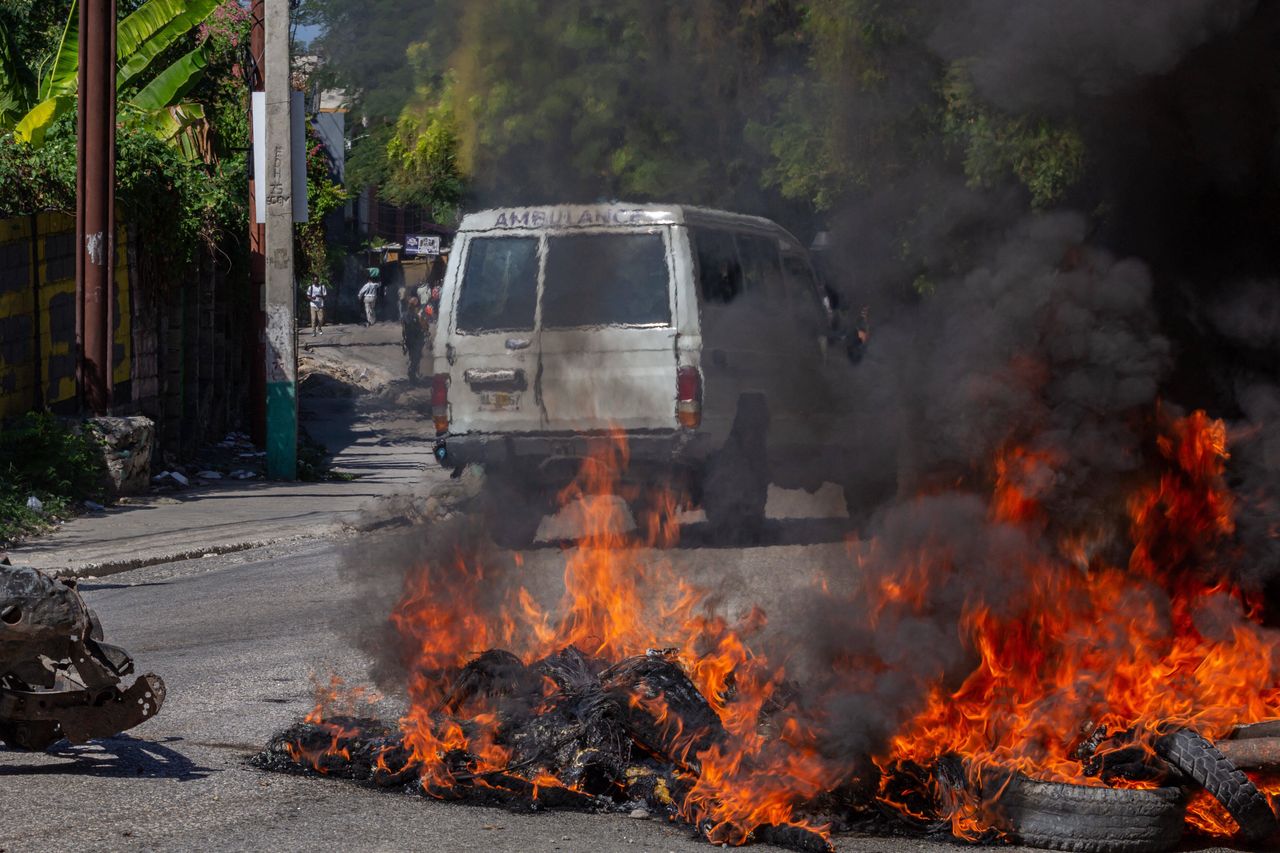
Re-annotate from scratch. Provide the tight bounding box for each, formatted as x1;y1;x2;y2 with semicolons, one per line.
358;270;380;326
305;278;328;336
401;295;427;383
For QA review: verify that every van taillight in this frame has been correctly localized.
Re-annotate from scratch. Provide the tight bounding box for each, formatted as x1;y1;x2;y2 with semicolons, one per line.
431;373;450;434
676;366;701;429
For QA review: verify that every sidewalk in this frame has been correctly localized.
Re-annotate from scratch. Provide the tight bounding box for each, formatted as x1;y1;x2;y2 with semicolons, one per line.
10;322;446;576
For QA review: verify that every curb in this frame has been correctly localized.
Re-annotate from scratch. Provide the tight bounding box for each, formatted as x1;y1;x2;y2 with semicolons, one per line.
45;532;334;579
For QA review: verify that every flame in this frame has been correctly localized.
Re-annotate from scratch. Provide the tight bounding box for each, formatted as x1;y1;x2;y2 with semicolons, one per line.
291;410;1277;846
299;431;836;843
874;409;1280;839
286;677;380;773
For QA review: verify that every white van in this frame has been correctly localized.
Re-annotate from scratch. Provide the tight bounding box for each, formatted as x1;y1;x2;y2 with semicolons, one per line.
430;203;857;546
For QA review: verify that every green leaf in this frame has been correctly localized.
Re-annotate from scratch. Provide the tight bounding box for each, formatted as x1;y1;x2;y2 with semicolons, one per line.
14;94;74;145
137;100;205;144
38;2;79;101
117;0;221;90
0;20;38;125
128;46;208;111
118;0;211;62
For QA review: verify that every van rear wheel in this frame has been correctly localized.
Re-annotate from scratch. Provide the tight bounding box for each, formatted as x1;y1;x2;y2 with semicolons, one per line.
702;394;768;544
481;473;546;550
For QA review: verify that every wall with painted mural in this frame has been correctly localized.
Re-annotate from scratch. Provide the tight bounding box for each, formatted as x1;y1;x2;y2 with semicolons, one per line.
0;214;131;419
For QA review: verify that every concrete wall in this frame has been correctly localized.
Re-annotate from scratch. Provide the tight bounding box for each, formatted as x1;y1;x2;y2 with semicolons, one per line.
0;213;131;419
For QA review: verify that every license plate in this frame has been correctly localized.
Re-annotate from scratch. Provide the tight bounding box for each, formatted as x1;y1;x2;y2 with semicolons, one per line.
479;391;521;411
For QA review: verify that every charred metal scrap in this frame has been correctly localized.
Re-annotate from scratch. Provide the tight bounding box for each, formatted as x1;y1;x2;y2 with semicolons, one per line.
0;557;165;750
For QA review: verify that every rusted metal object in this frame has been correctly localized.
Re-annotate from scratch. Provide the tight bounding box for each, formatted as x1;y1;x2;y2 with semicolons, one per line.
1228;720;1280;740
76;0;117;413
1214;736;1280;771
0;559;165;750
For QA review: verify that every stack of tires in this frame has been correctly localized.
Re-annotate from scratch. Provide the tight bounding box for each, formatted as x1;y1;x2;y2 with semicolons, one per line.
991;729;1275;852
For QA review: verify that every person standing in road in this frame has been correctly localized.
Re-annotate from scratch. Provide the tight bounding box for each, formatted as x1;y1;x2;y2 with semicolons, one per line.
305;278;328;336
358;270;380;326
401;294;427;383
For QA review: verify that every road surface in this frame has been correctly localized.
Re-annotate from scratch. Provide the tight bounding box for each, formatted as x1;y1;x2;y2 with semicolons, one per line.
0;529;1037;853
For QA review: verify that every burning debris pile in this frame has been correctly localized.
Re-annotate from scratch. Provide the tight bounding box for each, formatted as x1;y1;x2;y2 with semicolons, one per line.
254;404;1279;850
255;646;830;851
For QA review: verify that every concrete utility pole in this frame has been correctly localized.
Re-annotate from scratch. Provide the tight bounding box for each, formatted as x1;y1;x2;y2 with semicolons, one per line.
76;0;117;415
248;0;267;445
263;0;297;479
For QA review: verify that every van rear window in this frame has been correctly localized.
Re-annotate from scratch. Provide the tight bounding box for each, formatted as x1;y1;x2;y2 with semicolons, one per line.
456;237;539;332
542;233;670;328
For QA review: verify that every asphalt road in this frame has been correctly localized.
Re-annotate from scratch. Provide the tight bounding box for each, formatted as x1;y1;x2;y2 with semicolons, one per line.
0;324;1252;853
0;527;994;853
0;529;1255;853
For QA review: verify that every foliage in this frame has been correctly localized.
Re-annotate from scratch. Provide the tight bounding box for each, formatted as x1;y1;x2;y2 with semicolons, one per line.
0;0;69;125
940;65;1085;209
0;0;249;268
296;0;444;127
0;0;222;149
0;412;107;544
381;76;463;222
295;125;348;284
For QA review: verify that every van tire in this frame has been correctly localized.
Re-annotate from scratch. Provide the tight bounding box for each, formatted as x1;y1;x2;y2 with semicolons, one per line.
481;473;545;550
702;394;768;544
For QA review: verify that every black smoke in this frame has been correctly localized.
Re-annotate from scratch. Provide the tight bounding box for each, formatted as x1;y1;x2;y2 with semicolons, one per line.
798;0;1280;770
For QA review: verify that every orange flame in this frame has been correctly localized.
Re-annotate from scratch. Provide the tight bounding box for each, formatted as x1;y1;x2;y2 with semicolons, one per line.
875;409;1280;839
295;410;1277;846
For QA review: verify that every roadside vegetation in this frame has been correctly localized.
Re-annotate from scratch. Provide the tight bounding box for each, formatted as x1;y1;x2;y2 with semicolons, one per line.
0;413;106;545
298;0;1085;285
0;0;347;519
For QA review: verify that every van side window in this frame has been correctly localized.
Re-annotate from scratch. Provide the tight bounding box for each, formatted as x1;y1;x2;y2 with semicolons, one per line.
736;235;784;298
692;228;743;304
455;236;539;333
542;232;671;328
782;253;830;328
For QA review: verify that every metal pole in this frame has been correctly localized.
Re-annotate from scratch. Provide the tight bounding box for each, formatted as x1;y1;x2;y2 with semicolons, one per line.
248;0;267;445
77;0;116;415
263;0;296;479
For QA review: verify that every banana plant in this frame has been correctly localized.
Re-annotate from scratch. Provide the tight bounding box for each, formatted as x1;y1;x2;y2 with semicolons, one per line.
3;0;221;150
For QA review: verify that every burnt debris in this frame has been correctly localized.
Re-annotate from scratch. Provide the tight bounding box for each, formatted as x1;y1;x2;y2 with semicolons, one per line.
0;558;166;750
255;641;1280;852
254;645;833;853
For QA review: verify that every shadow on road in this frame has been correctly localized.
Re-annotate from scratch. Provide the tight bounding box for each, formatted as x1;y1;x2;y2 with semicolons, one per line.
0;735;213;780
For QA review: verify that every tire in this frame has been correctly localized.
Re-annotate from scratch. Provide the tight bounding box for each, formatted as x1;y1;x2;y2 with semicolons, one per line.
1155;728;1277;843
702;394;768;544
481;473;545;550
993;774;1185;853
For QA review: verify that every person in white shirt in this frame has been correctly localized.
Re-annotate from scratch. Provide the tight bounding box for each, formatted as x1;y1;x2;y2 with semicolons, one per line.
305;279;328;335
357;273;380;326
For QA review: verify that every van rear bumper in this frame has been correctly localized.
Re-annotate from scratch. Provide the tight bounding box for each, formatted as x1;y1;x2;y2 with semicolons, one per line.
435;430;716;478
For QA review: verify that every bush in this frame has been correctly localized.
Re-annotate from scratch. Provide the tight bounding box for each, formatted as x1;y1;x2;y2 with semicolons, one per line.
0;412;107;544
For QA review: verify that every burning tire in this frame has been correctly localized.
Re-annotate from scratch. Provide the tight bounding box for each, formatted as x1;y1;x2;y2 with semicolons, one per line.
1154;728;1277;843
994;775;1185;853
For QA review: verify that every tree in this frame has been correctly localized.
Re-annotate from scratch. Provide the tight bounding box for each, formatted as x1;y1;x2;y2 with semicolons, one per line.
381;76;463;222
0;0;222;150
